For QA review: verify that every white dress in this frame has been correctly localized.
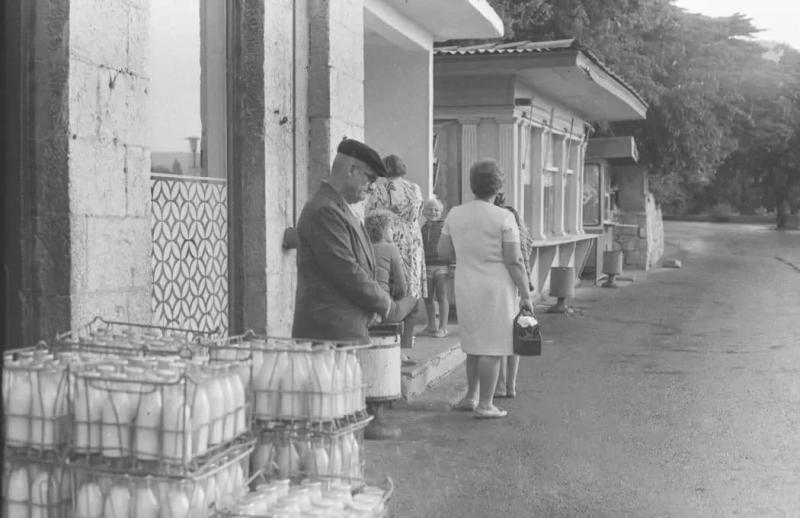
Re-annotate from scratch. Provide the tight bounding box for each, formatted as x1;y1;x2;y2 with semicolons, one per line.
442;200;520;356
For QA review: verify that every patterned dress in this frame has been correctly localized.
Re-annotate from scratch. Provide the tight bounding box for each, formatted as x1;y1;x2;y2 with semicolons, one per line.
366;177;427;299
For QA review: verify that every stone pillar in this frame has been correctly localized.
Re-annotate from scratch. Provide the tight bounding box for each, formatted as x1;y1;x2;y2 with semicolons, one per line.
460;120;479;204
528;128;546;240
68;0;152;329
497;120;519;209
308;0;365;193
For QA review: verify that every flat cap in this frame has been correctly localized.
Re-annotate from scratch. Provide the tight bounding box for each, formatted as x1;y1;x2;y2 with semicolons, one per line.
337;138;388;177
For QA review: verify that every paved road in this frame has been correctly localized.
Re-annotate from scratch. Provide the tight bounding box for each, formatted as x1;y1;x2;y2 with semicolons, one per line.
366;222;800;517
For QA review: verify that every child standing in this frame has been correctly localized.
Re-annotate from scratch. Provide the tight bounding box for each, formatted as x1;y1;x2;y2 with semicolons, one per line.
364;210;406;300
420;198;451;338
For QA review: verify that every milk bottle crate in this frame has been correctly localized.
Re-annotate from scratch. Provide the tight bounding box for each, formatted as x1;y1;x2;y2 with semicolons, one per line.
68;437;254;517
55;316;220;358
3;453;72;518
213;474;394;518
213;333;369;424
249;414;372;487
3;345;73;457
68;355;251;477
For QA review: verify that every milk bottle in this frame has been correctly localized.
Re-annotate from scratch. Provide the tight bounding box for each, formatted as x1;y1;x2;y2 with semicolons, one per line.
6;365;32;447
133;482;160;518
31;364;67;449
218;366;236;441
74;482;103;518
101;372;135;459
103;485;132;518
228;367;247;436
134;370;163;461
188;375;211;457
205;371;225;446
161;373;192;463
6;466;30;518
309;352;333;420
74;371;105;453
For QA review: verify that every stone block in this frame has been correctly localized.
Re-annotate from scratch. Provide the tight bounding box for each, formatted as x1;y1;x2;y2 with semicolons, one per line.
70;0;129;69
126;286;153;324
124;77;150;147
71;290;131;331
125;145;151;217
126;4;150;77
84;216;152;292
69;138;127;217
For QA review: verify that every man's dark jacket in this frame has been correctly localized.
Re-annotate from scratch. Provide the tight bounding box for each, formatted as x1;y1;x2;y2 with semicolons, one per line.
292;182;392;343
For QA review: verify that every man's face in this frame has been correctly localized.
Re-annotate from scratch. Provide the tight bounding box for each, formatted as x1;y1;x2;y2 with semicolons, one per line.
344;162;377;203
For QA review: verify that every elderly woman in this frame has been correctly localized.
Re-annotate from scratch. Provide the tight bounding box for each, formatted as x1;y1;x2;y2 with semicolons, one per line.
437;159;533;418
365;155;427;348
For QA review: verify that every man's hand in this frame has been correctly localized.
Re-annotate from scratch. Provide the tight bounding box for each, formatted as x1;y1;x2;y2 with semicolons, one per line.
369;312;384;326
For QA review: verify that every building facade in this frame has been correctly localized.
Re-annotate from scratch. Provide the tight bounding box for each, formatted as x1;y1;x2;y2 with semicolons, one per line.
2;0;502;347
432;40;649;297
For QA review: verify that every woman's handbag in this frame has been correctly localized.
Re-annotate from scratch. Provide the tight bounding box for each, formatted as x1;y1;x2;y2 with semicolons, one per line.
513;309;542;356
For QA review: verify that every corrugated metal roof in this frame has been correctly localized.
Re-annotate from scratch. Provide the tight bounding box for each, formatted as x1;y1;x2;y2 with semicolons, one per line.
434;39;648;109
434;38;578;56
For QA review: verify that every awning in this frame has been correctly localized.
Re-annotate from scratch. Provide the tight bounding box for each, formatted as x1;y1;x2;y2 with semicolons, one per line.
435;40;648;122
586;137;640;164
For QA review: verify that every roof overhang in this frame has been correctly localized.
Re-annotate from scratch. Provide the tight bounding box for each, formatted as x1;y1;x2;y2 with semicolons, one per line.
586;137;640;164
435;50;647;122
370;0;503;44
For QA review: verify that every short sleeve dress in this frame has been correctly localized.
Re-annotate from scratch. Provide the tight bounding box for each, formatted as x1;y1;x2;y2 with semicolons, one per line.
366;177;427;299
442;200;520;356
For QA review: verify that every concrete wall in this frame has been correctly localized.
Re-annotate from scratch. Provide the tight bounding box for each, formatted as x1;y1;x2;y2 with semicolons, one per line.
365;41;432;197
68;0;152;329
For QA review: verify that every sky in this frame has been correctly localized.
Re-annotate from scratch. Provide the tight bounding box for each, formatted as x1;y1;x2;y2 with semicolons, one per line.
673;0;800;50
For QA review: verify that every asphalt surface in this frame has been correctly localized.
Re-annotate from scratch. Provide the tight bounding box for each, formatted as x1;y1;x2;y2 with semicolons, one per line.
366;222;800;517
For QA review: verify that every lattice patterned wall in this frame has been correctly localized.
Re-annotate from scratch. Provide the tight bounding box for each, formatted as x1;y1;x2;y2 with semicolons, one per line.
151;174;229;334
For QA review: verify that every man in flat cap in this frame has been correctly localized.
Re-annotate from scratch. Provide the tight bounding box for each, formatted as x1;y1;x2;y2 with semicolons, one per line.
292;138;402;343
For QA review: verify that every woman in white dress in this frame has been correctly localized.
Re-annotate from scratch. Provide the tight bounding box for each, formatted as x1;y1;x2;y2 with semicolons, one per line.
437;159;533;418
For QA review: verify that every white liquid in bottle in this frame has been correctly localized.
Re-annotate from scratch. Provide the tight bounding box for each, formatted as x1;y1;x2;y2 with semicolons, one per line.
6;467;30;518
133;374;162;461
74;482;103;518
103;485;132;518
6;367;32;447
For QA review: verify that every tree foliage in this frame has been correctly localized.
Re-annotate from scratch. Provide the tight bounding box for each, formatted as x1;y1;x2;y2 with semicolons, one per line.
483;0;800;223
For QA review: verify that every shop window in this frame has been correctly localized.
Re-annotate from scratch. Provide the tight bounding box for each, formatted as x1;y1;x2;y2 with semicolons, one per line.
583;163;601;226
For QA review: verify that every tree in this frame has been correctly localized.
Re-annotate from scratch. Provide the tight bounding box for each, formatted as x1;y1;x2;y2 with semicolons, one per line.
484;1;771;214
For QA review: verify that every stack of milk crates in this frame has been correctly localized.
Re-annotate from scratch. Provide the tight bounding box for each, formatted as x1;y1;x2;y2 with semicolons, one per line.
2;317;254;517
210;333;392;517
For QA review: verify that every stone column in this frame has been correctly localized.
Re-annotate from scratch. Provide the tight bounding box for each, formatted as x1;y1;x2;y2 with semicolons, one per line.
308;0;365;193
68;0;152;329
497;119;519;209
460;120;479;204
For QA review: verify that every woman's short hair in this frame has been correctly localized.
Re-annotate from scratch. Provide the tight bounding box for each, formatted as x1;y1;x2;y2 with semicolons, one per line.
382;155;407;178
364;210;395;243
470;159;504;198
423;197;444;212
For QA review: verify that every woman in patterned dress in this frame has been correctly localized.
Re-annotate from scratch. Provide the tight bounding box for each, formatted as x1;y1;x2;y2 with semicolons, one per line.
365;155;426;348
